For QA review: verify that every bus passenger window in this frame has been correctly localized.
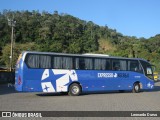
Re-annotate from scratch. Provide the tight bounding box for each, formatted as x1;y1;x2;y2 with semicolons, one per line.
131;63;138;71
62;57;73;69
94;59;107;70
128;60;142;73
120;60;127;70
105;60;111;70
26;54;51;69
40;55;51;68
114;64;120;70
75;58;80;69
53;57;63;69
84;58;93;70
112;60;120;70
79;58;85;70
94;59;102;70
27;55;40;68
112;60;127;71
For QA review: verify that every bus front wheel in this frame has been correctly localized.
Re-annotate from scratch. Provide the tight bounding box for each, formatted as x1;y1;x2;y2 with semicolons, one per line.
68;83;81;96
132;83;140;93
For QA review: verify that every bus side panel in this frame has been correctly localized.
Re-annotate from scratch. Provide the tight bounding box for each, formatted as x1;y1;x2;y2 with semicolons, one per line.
22;68;114;92
76;70;110;92
119;72;144;90
141;76;154;90
22;67;80;92
77;70;124;92
22;64;44;92
78;71;136;92
78;71;154;92
120;71;154;90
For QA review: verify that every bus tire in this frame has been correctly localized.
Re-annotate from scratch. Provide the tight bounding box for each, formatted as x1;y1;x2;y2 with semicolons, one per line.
132;83;140;93
68;83;81;96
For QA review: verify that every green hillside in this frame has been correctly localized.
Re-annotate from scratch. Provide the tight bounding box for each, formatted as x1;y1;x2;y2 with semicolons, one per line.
0;10;160;71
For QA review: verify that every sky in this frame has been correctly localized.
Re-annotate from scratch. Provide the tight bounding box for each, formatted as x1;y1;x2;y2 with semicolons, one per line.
0;0;160;38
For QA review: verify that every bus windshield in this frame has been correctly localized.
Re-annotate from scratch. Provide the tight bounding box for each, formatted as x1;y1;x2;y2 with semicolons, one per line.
140;60;154;80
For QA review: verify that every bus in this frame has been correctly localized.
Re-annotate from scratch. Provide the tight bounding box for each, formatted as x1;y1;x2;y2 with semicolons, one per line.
15;51;154;96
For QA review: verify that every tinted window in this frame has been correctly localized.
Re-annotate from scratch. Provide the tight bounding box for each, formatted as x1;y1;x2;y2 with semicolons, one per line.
53;57;63;69
63;57;73;69
94;59;110;70
53;57;73;69
112;60;127;71
40;55;51;68
85;58;93;69
75;57;93;70
26;54;51;68
75;58;81;69
140;60;153;79
106;60;111;70
128;60;143;73
79;58;85;69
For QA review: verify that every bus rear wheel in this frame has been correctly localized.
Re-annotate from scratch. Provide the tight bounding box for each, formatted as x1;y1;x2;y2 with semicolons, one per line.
132;83;140;93
68;83;81;96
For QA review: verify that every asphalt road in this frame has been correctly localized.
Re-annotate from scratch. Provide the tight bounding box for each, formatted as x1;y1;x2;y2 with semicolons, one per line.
0;82;160;120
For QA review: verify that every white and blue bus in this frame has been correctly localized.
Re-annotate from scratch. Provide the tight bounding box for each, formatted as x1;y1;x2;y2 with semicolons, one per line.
15;51;154;96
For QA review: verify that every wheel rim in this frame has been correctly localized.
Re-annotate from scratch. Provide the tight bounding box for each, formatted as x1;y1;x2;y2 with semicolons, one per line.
135;84;139;91
71;86;79;94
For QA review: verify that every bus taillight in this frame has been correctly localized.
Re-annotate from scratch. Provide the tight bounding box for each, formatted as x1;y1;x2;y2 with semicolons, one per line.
18;76;22;85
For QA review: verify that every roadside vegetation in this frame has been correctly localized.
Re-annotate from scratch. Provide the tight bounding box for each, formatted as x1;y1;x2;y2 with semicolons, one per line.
0;10;160;71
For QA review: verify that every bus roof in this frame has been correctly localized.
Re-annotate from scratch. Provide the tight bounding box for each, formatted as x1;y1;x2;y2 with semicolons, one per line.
22;51;149;63
83;53;109;57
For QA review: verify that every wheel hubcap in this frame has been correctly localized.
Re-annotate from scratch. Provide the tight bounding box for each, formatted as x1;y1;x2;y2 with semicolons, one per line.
71;86;79;94
135;85;139;91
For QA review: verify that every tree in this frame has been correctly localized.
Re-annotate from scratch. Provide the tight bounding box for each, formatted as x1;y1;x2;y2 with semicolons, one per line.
0;10;160;71
1;43;38;68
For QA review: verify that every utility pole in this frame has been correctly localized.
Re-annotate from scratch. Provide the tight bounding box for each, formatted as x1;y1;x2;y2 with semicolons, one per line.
8;17;16;72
